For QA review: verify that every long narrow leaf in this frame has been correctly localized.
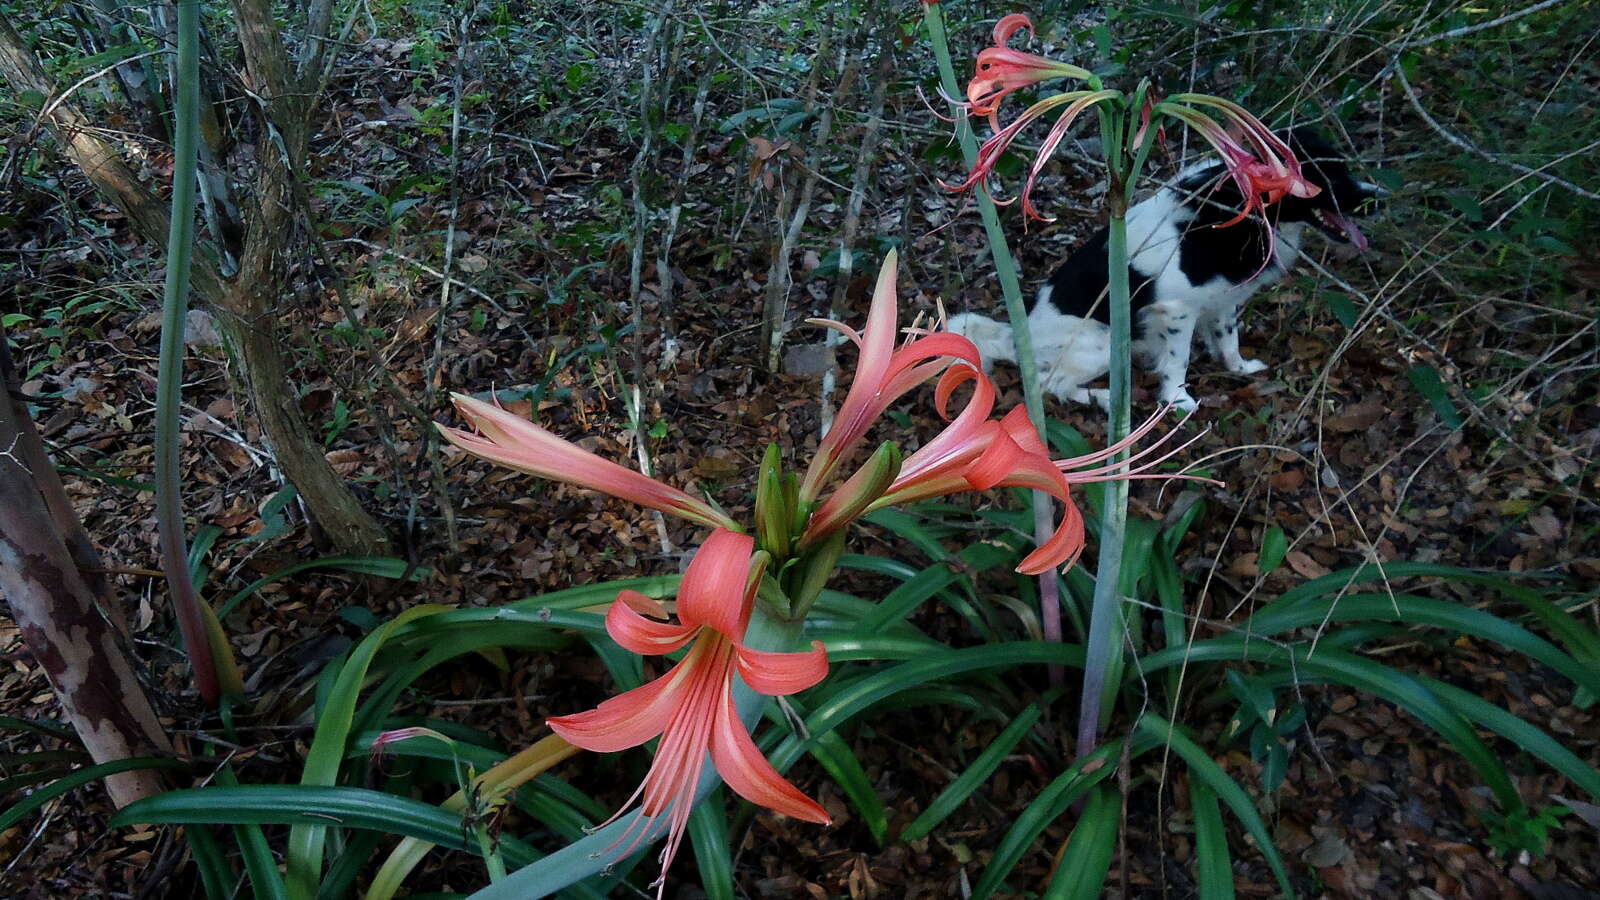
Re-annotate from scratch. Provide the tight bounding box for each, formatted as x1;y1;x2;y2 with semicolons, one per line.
1041;784;1121;900
1248;592;1600;697
970;737;1147;900
858;541;1022;632
287;604;450;898
1190;779;1236;900
768;642;1086;772
1139;639;1523;812
114;784;541;866
900;703;1042;842
1137;714;1293;897
688;788;735;900
218;766;288;900
217;556;429;620
2;757;190;831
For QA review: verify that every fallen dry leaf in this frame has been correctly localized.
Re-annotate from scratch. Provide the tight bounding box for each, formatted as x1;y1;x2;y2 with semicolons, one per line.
1286;550;1332;578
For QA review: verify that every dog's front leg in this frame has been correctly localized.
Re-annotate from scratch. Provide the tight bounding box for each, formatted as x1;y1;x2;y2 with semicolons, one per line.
1145;303;1199;411
1210;304;1269;375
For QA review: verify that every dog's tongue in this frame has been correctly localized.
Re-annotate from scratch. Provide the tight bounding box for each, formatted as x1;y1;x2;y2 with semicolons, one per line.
1334;213;1369;253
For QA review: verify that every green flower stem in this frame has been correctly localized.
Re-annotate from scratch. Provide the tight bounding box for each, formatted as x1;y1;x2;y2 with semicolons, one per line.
1076;108;1135;760
462;609;804;900
923;1;1066;679
156;0;227;707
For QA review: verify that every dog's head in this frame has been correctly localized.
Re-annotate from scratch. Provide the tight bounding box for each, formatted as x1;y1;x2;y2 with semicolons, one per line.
1273;127;1384;252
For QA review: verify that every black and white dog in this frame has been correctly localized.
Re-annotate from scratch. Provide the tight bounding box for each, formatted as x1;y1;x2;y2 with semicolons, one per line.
951;128;1382;411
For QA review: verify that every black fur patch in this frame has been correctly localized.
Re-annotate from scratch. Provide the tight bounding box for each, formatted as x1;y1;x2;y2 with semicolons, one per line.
1034;127;1377;332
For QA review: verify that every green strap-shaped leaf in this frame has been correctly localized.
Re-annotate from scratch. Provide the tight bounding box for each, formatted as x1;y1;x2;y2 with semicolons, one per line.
1139;639;1522;813
900;703;1042;842
2;757;190;831
1189;779;1236;900
114;785;540;866
1137;713;1293;898
1246;592;1600;698
688;788;735;900
970;737;1148;900
217;766;288;900
1042;784;1121;900
768;642;1085;771
858;541;1026;633
287;604;451;898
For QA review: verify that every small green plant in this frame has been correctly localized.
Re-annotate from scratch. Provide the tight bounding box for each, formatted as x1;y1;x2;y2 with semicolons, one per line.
1482;803;1571;859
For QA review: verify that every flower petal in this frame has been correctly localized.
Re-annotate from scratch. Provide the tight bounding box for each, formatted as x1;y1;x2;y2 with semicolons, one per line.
546;661;688;753
801;252;902;500
736;641;829;696
676;529;755;639
709;683;831;824
606;590;698;656
993;13;1034;44
440;395;738;531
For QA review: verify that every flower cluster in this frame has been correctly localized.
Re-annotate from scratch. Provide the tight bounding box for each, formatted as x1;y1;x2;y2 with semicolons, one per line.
945;14;1318;229
436;250;1197;892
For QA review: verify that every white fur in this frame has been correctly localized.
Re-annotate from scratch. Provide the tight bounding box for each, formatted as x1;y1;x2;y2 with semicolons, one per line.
952;171;1304;413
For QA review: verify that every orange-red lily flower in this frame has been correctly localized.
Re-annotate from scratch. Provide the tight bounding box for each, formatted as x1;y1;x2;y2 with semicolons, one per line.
801;359;1079;574
547;529;829;895
799;249;983;502
967;14;1091;127
942;88;1119;222
1159;95;1320;228
796;254;1199;575
846;366;1085;574
437;394;740;532
806;363;1218;573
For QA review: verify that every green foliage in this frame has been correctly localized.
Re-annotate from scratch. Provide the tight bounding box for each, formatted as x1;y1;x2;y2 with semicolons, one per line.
836;484;1600;897
1481;803;1570;859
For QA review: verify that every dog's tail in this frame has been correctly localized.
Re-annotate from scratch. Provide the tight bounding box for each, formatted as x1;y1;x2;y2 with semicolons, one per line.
947;312;1014;369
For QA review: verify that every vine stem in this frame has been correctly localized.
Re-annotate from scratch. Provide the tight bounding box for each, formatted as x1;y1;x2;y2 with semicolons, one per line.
922;2;1067;684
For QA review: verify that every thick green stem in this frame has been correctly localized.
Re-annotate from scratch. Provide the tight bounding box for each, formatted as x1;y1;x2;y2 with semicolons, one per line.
1075;128;1135;760
1075;212;1133;759
923;2;1065;678
156;0;224;707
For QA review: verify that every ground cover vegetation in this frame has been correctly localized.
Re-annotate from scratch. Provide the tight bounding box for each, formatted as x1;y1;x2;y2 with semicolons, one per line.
1;0;1596;897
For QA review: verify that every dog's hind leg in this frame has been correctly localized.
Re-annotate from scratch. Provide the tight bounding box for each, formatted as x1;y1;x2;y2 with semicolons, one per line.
1033;318;1112;408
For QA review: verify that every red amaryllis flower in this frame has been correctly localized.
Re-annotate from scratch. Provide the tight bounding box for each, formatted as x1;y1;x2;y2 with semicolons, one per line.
547;529;829;895
943;88;1119;221
967;14;1092;127
799;249;984;502
437;394;740;532
807;366;1218;573
1159;95;1320;228
801;363;1080;574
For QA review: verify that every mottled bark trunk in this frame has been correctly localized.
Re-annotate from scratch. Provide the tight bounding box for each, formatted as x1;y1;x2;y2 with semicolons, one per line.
0;361;172;809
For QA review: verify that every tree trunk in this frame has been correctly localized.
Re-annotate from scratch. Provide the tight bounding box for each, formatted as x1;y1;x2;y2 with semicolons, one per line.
0;358;172;809
216;294;393;555
0;15;391;556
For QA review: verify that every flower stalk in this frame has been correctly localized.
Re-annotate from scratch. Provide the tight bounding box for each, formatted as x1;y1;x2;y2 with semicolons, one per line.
923;0;1071;683
155;0;240;707
938;11;1293;758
